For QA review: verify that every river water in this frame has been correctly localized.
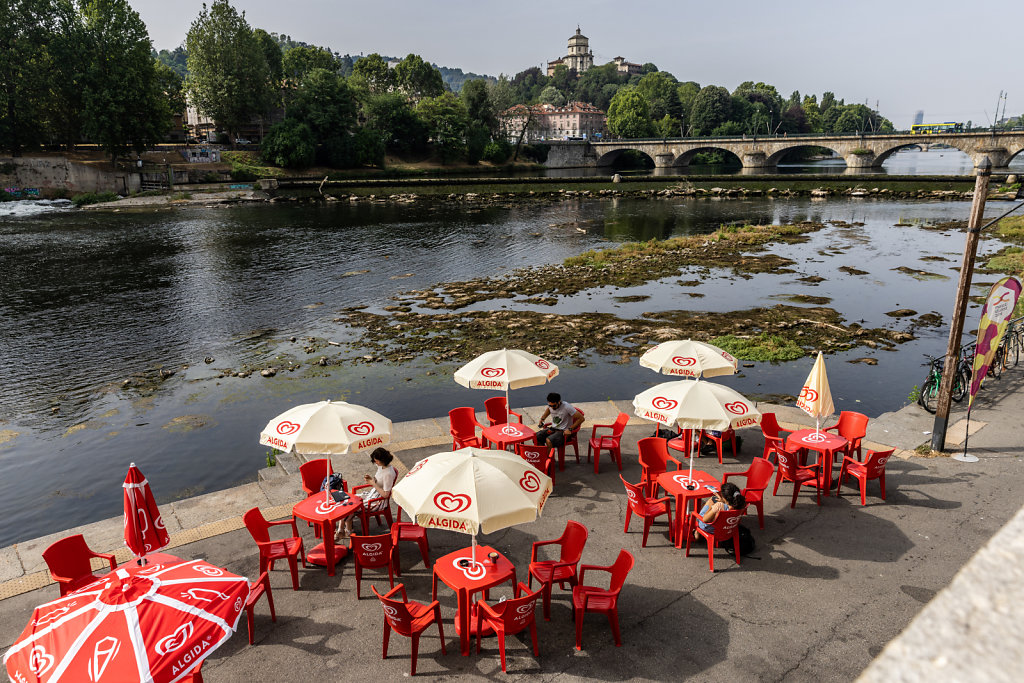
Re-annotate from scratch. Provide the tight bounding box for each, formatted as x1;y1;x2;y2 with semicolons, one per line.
0;155;1020;546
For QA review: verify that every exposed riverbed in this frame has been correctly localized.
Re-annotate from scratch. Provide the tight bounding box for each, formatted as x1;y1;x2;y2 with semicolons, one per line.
0;189;1019;546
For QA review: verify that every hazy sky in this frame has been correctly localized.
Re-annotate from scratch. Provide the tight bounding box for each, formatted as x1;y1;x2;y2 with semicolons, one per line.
134;0;1020;129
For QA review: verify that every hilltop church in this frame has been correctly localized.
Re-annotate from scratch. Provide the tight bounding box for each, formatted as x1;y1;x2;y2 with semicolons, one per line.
546;27;642;78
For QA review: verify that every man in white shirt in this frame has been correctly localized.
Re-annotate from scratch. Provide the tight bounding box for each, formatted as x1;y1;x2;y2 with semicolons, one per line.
535;392;584;449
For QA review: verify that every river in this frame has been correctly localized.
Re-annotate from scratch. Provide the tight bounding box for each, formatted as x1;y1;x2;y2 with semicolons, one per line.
0;163;1020;546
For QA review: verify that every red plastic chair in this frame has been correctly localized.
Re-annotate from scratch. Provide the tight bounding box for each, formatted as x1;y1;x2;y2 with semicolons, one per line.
620;476;674;548
450;406;486;450
42;534;118;596
837;448;893;505
300;458;347;497
759;412;789;463
685;507;746;572
541;407;584;471
825;411;869;461
771;446;822;508
352;533;398;599
587;412;629;474
637;436;684;497
474;582;543;673
391;505;431;572
722;457;776;529
697;428;737;463
484;396;522;426
571;549;635;651
353;465;397;534
515;443;555;485
528;519;588;621
244;571;276;645
373;583;446;676
243;507;306;591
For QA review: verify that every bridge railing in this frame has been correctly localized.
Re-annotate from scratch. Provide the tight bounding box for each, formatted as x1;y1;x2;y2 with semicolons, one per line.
586;130;1017;144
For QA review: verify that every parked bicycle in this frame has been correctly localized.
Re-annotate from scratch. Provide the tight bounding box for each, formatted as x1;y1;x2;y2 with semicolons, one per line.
918;353;971;413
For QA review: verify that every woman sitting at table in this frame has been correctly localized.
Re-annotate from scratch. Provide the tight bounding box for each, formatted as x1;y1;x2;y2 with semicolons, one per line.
337;447;398;542
694;482;746;539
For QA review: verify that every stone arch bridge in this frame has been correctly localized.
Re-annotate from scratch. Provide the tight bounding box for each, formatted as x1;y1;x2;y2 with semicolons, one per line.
544;132;1024;171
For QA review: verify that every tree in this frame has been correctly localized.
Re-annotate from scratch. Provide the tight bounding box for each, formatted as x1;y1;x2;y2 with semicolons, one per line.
351;53;395;93
487;75;518;120
154;60;186;120
416;91;468;163
154;45;188;78
185;0;272;137
654;114;681;138
253;28;282;85
548;64;576;94
511;66;546;103
538;85;565;106
261;118;314;167
289;68;357;141
574;63;625;110
282;46;339;83
393;54;444;100
607;88;654;138
364;91;428;155
640;62;659;74
833;108;862;133
0;0;60;154
676;81;700;133
43;0;89;149
79;0;169;165
820;91;836;114
461;79;497;135
636;71;681;122
688;85;731;136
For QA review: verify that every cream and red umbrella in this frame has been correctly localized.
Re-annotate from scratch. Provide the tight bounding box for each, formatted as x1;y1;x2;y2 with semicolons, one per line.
259;399;392;455
639;339;738;380
123;464;170;565
4;559;249;683
391;447;552;569
633;380;761;487
454;349;559;422
795;352;835;434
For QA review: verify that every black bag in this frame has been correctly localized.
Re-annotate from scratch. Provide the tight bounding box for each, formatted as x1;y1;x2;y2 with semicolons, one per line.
320;473;345;492
726;523;755;556
656;428;680;440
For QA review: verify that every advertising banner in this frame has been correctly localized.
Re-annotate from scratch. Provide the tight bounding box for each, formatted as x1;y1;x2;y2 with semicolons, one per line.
968;276;1022;407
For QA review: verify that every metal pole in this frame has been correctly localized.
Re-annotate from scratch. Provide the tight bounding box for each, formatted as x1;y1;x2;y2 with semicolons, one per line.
931;157;991;451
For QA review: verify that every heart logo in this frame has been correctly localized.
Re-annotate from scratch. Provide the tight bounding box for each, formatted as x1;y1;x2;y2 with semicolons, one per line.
500;424;521;436
37;606;72;626
481;367;505;377
799;387;819;402
363;543;382;553
276;421;300;435
315;500;338;515
876;457;889;467
433;492;471;513
724;401;748;415
194;565;225;577
534;359;550;369
347;421;373;436
672;356;696;367
803;432;827;443
234;597;243;612
626;489;637;502
382;604;399;617
519;471;541;492
455;558;487;580
408;459;428;476
723;515;741;532
652;396;678;410
28;646;54;676
155;624;192;655
516;604;534;615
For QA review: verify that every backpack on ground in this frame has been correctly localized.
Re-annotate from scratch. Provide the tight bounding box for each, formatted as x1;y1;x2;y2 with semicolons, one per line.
726;523;755;556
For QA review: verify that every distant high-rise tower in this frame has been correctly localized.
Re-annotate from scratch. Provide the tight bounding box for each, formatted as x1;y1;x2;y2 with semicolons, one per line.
913;110;924;126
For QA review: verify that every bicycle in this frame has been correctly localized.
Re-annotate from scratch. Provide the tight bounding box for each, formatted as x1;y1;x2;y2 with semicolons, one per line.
999;319;1022;369
918;353;970;413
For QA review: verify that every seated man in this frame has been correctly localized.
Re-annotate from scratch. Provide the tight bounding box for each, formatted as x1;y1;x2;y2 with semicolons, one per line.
535;392;584;450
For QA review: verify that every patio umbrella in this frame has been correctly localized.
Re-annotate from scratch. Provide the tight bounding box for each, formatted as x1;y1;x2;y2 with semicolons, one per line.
795;352;835;434
123;464;170;566
633;380;761;487
639;339;738;379
391;447;552;568
4;559;249;683
454;348;559;422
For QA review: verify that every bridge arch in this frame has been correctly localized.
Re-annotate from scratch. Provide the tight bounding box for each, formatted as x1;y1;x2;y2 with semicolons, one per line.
673;146;741;167
595;148;656;168
872;140;973;166
764;144;843;167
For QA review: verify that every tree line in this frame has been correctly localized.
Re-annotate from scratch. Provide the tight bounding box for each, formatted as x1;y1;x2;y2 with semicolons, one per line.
1;0;183;164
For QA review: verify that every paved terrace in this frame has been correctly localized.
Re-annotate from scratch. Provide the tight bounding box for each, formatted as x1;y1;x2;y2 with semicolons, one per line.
2;380;1022;681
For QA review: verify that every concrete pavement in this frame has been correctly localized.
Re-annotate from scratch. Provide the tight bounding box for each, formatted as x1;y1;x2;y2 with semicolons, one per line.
2;375;1023;681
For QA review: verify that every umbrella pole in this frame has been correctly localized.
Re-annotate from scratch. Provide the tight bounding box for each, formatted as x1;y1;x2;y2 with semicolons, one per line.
505;386;510;422
129;462;147;566
688;428;696;489
472;533;479;569
325;452;332;504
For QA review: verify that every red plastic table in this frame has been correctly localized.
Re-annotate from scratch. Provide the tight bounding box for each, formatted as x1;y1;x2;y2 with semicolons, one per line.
657;470;721;548
786;429;849;495
123;552;182;573
482;422;536;451
432;545;516;655
292;492;362;576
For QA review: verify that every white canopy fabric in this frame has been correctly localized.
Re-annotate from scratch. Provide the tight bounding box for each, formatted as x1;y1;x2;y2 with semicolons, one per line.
796;352;835;427
639;339;738;379
454;348;559;392
632;380;762;432
258;400;392;455
391;447;552;536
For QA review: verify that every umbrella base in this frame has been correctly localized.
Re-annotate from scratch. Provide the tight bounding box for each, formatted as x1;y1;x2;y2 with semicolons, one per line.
455;604;496;639
307;542;349;567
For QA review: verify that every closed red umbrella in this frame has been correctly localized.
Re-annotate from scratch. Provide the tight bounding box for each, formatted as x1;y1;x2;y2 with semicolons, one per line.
4;559;249;682
123;464;170;563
